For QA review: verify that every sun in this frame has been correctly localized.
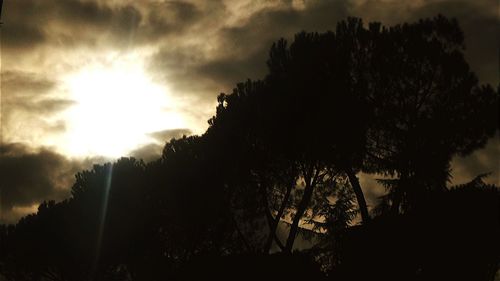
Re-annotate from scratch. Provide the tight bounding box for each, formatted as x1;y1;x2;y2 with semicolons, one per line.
61;53;184;158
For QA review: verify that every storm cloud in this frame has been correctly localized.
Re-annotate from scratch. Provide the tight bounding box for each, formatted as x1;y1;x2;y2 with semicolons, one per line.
0;144;73;223
2;0;497;138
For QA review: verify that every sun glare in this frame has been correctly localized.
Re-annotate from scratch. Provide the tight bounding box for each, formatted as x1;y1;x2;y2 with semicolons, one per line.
62;53;184;158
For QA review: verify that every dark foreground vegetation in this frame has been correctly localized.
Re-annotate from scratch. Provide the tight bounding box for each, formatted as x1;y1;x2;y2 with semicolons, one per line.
1;16;499;281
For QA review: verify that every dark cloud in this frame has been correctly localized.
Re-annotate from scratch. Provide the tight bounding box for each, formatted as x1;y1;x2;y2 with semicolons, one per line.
0;143;110;223
2;0;142;51
350;0;499;85
1;22;46;49
148;128;192;142
55;0;119;26
128;128;192;162
1;0;223;52
196;0;498;95
142;1;201;40
147;46;213;99
0;144;72;223
194;49;268;89
450;136;500;186
208;0;350;69
150;0;350;101
129;143;164;163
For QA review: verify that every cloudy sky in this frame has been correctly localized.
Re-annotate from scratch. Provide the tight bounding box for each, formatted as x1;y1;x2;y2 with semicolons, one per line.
0;0;498;223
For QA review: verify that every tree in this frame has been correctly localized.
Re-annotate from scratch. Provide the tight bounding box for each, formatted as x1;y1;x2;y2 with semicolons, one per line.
0;158;149;280
208;15;498;253
331;176;499;281
208;26;375;252
361;15;498;213
150;135;245;258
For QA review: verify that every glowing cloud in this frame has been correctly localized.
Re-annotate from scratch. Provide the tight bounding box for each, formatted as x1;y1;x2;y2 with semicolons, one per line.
61;52;184;158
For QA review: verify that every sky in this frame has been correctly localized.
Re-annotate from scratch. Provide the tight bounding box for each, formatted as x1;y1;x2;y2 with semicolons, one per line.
0;0;498;223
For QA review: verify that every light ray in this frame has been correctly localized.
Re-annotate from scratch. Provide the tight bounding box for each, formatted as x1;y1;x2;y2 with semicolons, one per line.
92;163;113;278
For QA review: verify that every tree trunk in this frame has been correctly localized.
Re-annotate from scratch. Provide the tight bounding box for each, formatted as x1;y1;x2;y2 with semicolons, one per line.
259;182;286;251
263;184;292;253
346;168;371;223
284;177;315;253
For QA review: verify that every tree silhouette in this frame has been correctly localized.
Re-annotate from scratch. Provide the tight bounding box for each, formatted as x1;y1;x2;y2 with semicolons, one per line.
1;15;498;281
209;17;498;250
208;29;372;252
360;16;498;213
